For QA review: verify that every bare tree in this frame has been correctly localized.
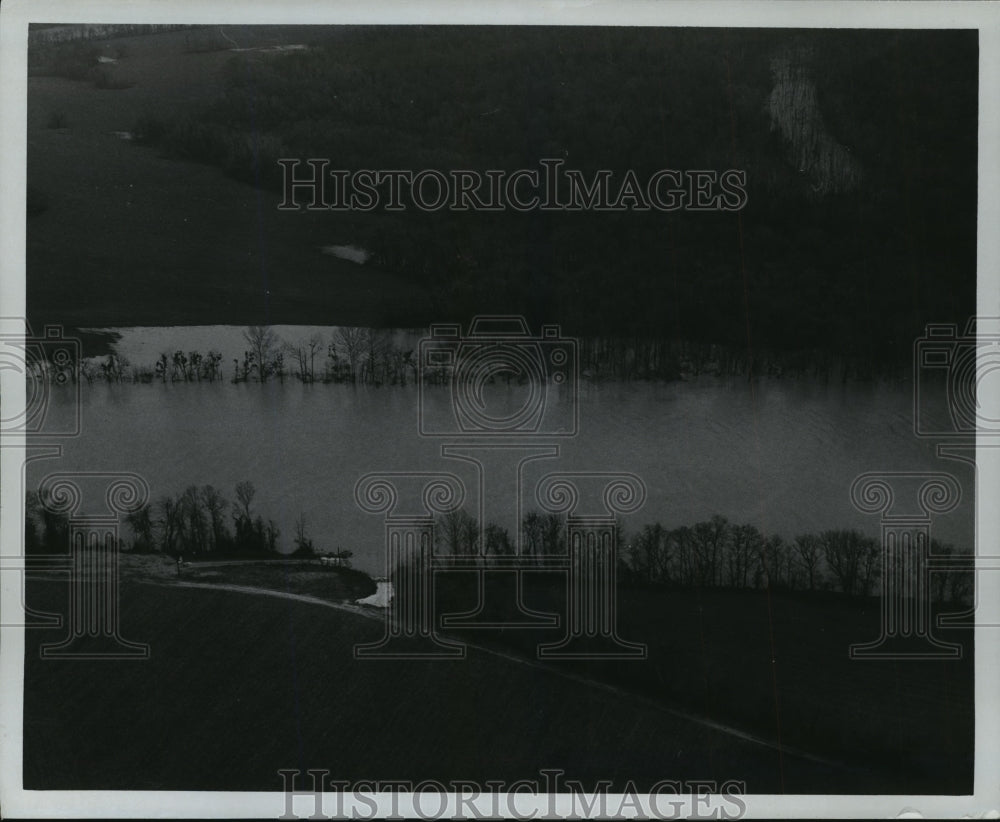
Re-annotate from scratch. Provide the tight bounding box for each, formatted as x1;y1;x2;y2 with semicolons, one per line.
437;509;478;555
754;533;790;590
177;485;209;554
728;523;762;589
522;511;544;562
242;325;279;382
157;495;183;556
365;329;392;384
628;523;672;584
930;540;974;605
264;519;280;553
793;533;823;591
125;503;155;553
200;485;229;552
25;487;69;554
690;515;729;587
930;540;952;603
307;333;324;382
285;339;309;382
820;529;869;596
483;522;513;557
858;535;881;597
235;480;256;522
283;333;327;383
336;326;368;382
541;513;565;556
293;513;315;556
671;525;695;586
171;350;188;382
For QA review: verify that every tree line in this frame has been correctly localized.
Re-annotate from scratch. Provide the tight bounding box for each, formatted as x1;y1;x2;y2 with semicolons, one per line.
25;482;971;603
428;509;973;603
30;324;907;389
25;480;353;564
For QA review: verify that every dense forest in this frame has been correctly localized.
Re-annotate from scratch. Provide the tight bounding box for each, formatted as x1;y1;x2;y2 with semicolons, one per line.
25;25;977;371
25;479;353;563
110;26;979;367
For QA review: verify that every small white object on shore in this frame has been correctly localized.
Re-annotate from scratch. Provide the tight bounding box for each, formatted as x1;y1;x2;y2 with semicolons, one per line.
356;579;393;609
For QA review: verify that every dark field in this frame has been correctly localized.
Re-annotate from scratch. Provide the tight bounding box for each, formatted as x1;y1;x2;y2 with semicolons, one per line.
434;572;975;792
27;26;431;330
25;25;977;365
22;571;972;794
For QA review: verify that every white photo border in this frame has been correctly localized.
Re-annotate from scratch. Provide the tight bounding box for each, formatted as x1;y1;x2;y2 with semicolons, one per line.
1;0;998;818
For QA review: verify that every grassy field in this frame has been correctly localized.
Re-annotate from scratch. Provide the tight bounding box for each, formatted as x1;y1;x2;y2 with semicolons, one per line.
22;570;967;794
430;571;975;793
27;27;432;330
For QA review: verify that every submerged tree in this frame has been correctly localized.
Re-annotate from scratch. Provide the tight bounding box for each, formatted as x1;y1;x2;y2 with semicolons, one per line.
336;326;368;382
242;325;279;383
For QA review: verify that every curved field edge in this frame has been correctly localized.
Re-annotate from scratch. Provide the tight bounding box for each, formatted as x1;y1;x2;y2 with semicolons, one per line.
22;576;966;794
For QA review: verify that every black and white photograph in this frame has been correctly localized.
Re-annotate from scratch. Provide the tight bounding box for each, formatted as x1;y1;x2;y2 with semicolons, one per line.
1;1;998;818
